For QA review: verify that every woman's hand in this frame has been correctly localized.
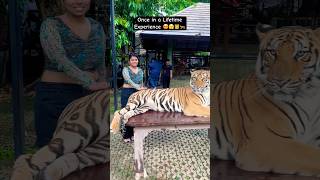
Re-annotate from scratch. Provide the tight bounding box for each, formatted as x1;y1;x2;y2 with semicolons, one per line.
139;86;147;90
85;71;99;81
88;81;108;91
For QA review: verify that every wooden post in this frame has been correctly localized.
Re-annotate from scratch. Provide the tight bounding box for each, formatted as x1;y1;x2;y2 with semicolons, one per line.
110;0;118;110
8;0;25;158
167;40;173;66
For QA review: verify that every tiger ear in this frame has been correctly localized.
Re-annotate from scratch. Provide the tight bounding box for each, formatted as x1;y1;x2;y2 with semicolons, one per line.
256;23;274;41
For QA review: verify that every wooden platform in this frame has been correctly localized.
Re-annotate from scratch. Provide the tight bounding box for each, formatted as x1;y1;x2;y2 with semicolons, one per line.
62;162;109;180
128;111;210;180
126;111;210;127
212;159;319;180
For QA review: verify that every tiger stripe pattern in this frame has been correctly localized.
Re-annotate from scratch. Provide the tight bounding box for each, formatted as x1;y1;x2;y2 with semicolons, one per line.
11;90;110;180
212;24;320;177
111;70;210;133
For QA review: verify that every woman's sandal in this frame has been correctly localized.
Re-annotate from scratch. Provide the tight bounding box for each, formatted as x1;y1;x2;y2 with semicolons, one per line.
123;137;134;143
123;138;133;143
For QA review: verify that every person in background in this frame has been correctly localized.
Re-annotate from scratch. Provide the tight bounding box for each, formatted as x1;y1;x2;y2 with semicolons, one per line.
35;0;108;148
161;59;173;88
148;55;163;88
121;53;146;142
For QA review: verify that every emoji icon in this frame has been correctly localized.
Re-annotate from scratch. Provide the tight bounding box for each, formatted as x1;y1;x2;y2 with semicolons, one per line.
163;24;168;30
175;24;179;29
169;24;174;29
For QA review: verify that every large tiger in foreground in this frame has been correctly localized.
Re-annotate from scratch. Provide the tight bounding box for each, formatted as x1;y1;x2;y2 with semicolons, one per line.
212;24;320;176
111;70;210;133
11;90;110;180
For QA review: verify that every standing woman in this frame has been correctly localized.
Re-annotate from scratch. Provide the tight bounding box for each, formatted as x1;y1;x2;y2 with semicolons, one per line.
121;53;146;142
161;59;173;88
35;0;108;147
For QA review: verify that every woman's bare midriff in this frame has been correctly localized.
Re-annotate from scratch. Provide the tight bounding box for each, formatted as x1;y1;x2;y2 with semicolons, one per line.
122;83;135;89
40;70;98;84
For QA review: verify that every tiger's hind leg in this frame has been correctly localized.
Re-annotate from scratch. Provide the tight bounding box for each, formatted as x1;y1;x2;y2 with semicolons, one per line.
11;137;72;180
122;106;150;124
39;135;109;180
111;102;138;132
236;136;320;177
210;127;234;160
11;129;91;180
183;105;210;117
111;102;147;133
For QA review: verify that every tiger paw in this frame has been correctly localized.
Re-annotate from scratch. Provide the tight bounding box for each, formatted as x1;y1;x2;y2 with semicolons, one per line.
11;154;36;180
110;111;121;133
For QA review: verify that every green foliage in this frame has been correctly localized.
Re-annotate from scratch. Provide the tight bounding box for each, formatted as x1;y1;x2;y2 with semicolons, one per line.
114;0;207;62
0;147;36;162
114;0;160;60
0;147;14;162
159;0;194;16
115;16;131;50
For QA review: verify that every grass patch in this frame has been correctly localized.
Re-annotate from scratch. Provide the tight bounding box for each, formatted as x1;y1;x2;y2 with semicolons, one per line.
0;148;14;162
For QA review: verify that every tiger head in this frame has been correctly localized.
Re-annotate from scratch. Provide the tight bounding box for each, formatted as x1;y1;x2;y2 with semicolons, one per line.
256;24;320;102
190;69;210;94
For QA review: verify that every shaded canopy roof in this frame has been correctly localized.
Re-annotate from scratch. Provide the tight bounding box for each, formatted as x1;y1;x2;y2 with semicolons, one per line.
136;3;210;51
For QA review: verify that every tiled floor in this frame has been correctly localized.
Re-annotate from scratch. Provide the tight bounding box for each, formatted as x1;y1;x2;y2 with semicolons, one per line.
111;129;210;180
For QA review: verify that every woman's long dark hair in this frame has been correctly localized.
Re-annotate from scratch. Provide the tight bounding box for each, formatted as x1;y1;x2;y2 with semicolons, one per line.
128;52;138;60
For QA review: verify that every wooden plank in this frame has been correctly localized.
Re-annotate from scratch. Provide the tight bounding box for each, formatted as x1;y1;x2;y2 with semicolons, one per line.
126;111;210;127
62;162;109;180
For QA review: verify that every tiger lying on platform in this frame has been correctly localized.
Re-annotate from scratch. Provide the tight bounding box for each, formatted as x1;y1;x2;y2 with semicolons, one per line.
11;90;110;180
212;24;320;177
111;70;210;133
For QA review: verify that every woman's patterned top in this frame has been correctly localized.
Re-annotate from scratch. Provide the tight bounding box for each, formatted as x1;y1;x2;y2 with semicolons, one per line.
122;66;144;90
40;17;106;88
